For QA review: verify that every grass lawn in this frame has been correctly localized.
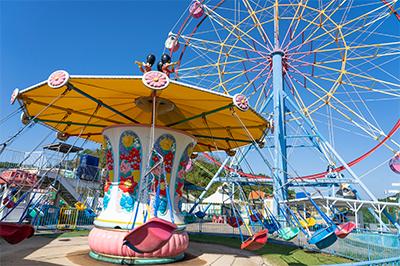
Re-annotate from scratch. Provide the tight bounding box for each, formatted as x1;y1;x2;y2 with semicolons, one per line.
189;234;352;266
39;229;91;238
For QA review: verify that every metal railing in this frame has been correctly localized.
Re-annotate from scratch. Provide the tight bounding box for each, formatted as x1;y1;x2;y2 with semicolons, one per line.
186;222;400;264
324;256;400;266
33;204;95;230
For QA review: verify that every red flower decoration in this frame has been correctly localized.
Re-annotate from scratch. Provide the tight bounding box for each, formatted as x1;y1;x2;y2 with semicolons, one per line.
119;177;137;194
104;181;111;193
176;182;184;197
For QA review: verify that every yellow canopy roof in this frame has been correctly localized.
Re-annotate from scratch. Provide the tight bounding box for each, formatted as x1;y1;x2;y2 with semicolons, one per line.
16;74;270;152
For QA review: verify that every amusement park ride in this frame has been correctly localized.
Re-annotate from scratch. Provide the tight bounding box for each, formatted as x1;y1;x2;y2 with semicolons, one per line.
0;0;399;264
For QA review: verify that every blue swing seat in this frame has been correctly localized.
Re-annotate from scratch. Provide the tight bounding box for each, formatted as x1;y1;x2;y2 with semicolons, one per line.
308;225;337;249
195;211;206;219
84;208;97;217
263;220;279;234
278;227;300;241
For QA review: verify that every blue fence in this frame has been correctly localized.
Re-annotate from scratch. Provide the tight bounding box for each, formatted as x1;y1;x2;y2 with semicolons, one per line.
324;256;400;266
33;204;95;229
295;230;400;262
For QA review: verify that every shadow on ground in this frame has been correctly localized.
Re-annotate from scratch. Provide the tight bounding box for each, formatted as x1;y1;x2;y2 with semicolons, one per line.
0;233;64;266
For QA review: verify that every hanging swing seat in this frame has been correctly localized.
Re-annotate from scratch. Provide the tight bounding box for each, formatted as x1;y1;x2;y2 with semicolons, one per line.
123;217;177;253
278;227;300;241
74;202;86;211
308;225;337;249
29;207;44;218
84;208;97;218
2;197;15;209
300;217;316;228
250;213;264;222
0;222;34;244
335;221;356;238
195;211;206;219
226;217;243;228
240;229;268;251
263;221;279;234
306;217;316;227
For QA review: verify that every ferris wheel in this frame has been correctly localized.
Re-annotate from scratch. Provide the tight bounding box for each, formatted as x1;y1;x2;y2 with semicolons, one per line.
164;0;400;203
166;1;399;159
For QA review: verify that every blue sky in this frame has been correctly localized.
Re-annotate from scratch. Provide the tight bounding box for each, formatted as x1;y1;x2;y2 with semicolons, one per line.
0;0;399;198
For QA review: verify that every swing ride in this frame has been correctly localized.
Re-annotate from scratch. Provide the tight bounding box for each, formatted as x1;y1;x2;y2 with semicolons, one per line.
6;67;268;262
0;0;399;264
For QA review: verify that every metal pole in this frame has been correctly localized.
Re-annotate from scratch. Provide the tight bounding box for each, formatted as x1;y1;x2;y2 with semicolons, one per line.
272;52;288;215
271;0;288;216
189;156;230;214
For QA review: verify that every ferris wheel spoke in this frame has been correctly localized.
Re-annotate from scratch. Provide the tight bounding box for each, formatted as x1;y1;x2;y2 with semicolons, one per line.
313;7;391;53
291;56;400;93
208;60;267;92
340;73;386;133
344;51;400;89
287;2;391;54
178;55;267;74
311;51;400;65
298;3;345;47
225;67;270;94
281;0;307;48
185;41;252;62
203;4;272;52
242;0;274;49
289;62;394;141
254;68;273;110
180;34;270;56
309;75;400;99
290;41;400;56
285;0;339;52
284;74;319;126
238;63;270;96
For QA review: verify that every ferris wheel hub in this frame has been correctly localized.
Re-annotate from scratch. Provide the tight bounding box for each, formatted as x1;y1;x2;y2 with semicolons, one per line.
271;50;285;57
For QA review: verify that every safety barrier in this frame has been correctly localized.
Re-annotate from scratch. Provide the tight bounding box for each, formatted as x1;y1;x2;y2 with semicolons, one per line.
324;256;400;266
33;205;96;230
186;222;400;264
57;207;79;230
34;205;60;229
295;231;400;262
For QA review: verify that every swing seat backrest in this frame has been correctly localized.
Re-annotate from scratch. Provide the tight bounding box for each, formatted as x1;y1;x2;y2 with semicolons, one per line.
240;229;268;251
123;217;177;253
84;208;97;218
308;225;337;249
0;222;34;244
195;211;206;219
250;213;264;222
306;217;316;227
226;216;243;228
278;227;300;241
335;221;356;238
3;197;15;208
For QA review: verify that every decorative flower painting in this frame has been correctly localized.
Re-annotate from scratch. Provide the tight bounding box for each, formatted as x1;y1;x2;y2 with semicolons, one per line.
151;134;176;214
175;143;194;211
103;136;113;210
119;130;142;212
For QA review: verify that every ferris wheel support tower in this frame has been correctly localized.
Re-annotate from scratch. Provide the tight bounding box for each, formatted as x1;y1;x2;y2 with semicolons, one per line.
272;1;288;216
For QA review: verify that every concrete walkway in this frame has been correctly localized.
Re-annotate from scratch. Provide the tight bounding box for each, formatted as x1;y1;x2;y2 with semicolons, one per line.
0;235;269;266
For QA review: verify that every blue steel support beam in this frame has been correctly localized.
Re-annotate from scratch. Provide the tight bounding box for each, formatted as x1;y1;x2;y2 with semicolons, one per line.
188;157;230;214
272;50;288;216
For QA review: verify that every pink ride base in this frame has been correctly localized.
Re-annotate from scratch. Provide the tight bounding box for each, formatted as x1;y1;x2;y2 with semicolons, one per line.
88;227;189;260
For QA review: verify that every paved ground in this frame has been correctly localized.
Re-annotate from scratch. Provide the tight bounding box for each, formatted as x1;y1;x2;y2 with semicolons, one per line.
0;235;268;266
